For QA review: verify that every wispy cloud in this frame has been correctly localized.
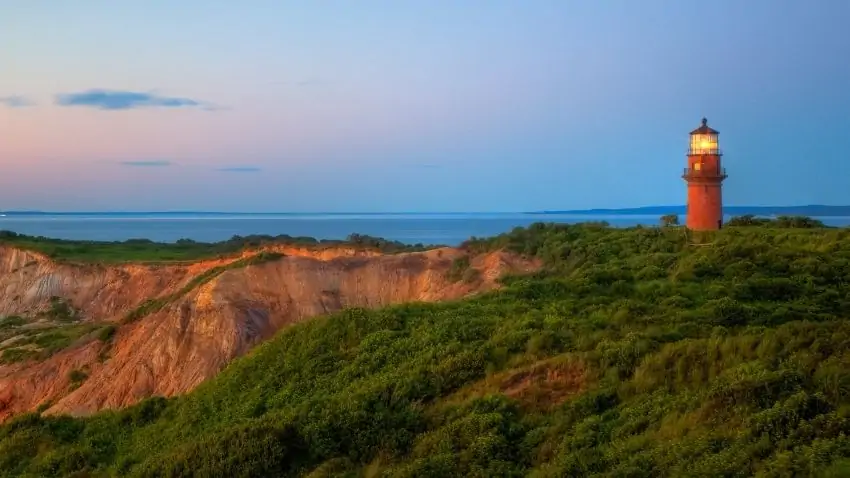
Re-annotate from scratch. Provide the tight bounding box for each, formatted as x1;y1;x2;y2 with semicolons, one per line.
55;89;217;111
119;160;173;167
215;166;262;173
0;96;35;108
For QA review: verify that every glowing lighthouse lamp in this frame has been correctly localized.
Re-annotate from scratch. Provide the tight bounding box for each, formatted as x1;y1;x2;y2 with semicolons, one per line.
682;118;727;231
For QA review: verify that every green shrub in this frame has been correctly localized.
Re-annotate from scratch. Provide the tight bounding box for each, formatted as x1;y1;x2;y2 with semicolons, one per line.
447;256;472;282
97;325;117;343
0;316;26;329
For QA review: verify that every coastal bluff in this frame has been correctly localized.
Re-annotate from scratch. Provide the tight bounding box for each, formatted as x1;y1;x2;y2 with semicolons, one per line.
0;242;539;422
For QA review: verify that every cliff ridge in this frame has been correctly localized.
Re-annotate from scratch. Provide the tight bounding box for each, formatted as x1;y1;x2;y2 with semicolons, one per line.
0;244;539;421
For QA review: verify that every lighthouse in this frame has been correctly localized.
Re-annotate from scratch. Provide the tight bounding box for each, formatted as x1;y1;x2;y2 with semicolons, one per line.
682;118;727;230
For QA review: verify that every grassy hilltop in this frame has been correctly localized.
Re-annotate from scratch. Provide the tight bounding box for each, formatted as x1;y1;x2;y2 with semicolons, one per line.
2;218;850;477
0;231;432;263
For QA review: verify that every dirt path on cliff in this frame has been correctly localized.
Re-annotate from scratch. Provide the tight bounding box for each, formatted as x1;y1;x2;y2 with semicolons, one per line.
0;245;539;422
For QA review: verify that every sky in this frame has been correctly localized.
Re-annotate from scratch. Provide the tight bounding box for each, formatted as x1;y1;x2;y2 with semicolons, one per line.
2;1;849;212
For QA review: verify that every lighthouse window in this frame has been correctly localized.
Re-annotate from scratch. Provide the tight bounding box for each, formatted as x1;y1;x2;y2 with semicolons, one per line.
690;134;718;152
694;162;702;171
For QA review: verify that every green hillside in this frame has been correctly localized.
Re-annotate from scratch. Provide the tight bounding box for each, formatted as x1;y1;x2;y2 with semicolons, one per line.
3;221;850;477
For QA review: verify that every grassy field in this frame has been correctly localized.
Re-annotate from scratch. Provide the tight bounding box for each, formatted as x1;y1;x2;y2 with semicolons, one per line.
0;231;435;263
1;219;850;476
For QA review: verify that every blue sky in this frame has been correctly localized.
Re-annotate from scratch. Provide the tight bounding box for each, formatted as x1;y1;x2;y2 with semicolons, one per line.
1;1;849;212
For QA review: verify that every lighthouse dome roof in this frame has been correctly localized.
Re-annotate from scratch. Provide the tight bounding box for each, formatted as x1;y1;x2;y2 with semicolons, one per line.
690;117;719;135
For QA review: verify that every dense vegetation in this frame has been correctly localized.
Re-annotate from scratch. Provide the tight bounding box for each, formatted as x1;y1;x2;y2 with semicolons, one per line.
0;231;434;263
724;215;828;229
2;219;850;476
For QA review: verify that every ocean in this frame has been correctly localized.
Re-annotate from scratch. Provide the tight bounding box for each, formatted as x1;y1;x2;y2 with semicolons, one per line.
0;213;848;246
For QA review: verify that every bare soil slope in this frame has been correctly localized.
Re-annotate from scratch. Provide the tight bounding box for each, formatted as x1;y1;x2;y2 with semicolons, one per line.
0;245;539;421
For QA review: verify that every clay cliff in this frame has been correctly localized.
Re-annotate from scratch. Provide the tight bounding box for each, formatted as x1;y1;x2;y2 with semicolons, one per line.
0;244;539;422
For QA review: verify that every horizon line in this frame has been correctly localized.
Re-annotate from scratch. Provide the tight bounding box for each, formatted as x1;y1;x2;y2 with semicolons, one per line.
1;204;848;216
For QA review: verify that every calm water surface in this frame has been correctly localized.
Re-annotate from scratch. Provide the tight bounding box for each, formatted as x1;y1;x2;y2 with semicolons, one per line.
1;213;848;246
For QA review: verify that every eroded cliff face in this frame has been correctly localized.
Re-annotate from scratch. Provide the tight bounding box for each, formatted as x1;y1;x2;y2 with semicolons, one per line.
0;245;539;422
0;244;383;321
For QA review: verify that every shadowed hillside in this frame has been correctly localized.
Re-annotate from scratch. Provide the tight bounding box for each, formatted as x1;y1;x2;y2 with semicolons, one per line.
2;221;850;476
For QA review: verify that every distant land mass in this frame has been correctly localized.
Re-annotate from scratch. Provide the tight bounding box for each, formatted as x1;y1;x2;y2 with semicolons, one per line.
536;205;850;217
2;206;850;217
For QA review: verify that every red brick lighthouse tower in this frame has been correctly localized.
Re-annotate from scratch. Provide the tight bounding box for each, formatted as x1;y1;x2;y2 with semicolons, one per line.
683;118;727;230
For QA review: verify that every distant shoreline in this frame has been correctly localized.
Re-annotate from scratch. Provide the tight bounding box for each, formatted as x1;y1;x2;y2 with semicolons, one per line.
531;205;850;217
1;205;849;217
